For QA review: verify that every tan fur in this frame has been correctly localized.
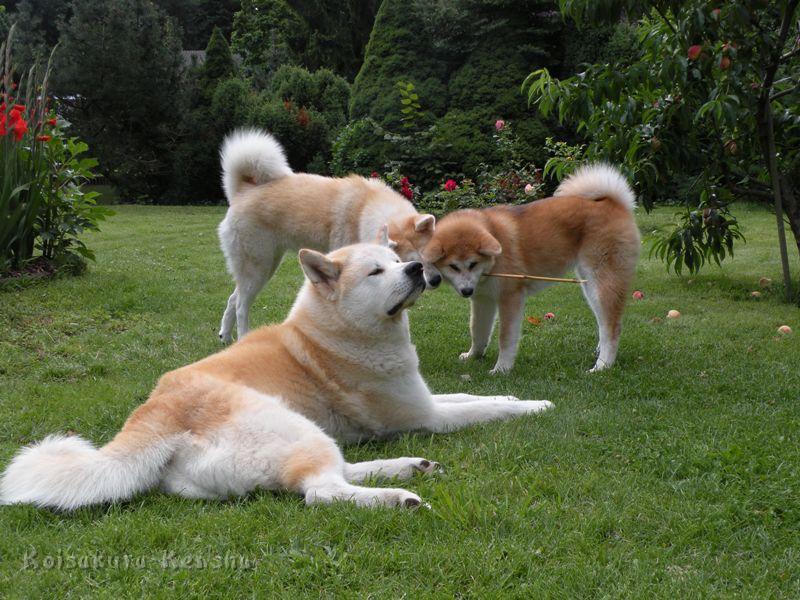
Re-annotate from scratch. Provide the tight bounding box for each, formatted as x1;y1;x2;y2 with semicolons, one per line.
423;192;640;372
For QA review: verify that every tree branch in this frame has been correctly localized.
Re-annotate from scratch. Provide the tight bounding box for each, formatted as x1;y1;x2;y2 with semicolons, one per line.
771;81;800;101
651;4;677;35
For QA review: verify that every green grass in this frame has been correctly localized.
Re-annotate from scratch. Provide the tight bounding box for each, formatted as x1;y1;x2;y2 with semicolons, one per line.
1;204;799;597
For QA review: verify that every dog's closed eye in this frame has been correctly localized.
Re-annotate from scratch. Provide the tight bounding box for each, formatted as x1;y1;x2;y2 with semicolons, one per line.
450;264;461;273
468;262;477;270
369;267;384;276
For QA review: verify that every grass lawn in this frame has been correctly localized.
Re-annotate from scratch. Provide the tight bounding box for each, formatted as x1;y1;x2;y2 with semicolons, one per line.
1;203;798;597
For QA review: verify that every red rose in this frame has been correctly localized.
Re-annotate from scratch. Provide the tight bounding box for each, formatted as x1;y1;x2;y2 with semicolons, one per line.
47;118;57;126
36;134;52;142
444;179;457;191
400;186;413;200
370;171;379;178
400;176;409;186
12;104;26;113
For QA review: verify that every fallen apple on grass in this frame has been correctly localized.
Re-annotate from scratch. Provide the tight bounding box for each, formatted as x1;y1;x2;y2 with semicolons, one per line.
778;325;792;335
667;310;681;319
632;290;644;300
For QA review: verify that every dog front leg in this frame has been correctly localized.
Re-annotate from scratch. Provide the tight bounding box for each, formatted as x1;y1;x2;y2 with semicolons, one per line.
459;295;497;361
425;395;552;432
491;290;525;374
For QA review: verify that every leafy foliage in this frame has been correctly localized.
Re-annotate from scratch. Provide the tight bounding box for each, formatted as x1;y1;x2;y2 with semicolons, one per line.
54;0;183;201
1;25;109;276
523;0;800;278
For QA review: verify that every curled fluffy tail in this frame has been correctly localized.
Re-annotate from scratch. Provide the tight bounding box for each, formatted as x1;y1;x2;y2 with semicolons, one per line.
0;430;177;511
554;163;636;211
220;129;293;203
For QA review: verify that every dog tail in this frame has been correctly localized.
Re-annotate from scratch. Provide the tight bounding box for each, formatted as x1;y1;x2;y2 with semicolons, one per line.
554;163;636;212
220;128;293;203
0;427;178;511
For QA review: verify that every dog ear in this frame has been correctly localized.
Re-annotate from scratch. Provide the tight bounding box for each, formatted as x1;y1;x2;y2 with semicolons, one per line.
421;241;444;263
298;249;341;300
414;214;436;234
376;224;398;249
478;233;502;257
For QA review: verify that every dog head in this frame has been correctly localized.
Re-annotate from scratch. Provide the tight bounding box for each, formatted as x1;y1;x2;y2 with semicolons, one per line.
421;212;501;298
378;214;441;288
297;242;426;329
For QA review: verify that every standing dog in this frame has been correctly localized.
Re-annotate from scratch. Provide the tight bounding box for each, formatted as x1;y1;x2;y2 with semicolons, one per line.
217;129;438;343
0;243;552;511
422;164;640;374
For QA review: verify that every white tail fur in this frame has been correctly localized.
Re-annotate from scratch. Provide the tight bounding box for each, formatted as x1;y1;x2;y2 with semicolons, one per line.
220;129;293;203
554;163;636;211
0;432;177;511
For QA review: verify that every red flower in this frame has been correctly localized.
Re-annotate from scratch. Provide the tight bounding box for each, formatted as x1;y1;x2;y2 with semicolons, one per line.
400;176;409;186
47;118;57;126
444;179;458;192
400;186;413;200
36;134;52;142
12;104;26;113
11;114;28;141
0;115;6;136
370;171;379;178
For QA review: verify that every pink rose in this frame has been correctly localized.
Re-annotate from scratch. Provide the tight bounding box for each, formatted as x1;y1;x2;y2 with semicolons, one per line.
444;179;457;192
524;183;535;195
495;119;505;131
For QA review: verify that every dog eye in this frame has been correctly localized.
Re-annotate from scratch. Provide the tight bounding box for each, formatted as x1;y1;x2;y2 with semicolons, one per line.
468;262;477;270
368;267;384;276
449;264;461;273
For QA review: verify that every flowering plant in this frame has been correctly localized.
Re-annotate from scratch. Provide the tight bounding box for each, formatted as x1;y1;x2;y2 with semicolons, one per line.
380;167;420;202
1;25;109;276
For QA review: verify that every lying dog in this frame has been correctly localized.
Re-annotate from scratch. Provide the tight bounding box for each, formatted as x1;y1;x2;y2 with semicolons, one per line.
0;243;552;511
217;129;439;343
422;164;640;374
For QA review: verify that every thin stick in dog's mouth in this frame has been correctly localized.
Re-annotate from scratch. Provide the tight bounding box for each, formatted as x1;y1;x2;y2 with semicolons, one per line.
483;273;588;284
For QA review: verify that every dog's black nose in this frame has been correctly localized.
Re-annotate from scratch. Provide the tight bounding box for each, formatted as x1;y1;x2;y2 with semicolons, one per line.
427;273;442;287
404;261;423;277
461;287;474;297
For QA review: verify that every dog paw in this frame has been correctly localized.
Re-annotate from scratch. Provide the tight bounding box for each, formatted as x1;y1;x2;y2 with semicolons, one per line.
588;360;609;373
489;363;511;375
520;400;554;413
219;332;233;345
459;351;472;362
413;459;442;475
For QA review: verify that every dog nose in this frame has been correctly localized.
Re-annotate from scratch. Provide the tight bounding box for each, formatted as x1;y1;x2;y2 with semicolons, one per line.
427;273;442;287
404;261;423;277
461;287;474;297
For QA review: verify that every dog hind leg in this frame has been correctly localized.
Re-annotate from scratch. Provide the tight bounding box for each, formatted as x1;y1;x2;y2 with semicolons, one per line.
219;288;238;344
344;458;440;483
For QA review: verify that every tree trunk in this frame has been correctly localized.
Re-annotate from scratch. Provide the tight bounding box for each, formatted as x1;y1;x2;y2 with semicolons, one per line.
755;0;799;302
780;174;800;271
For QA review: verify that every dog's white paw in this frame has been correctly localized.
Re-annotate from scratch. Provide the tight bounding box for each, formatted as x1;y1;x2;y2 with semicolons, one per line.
413;459;442;475
489;363;512;375
588;359;609;373
519;400;554;413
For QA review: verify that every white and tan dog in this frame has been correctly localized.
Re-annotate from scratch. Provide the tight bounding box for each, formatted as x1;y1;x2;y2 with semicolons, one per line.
0;243;552;511
217;129;439;343
422;164;640;374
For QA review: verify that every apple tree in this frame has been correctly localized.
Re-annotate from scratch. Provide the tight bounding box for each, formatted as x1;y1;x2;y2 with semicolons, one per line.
524;0;800;301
